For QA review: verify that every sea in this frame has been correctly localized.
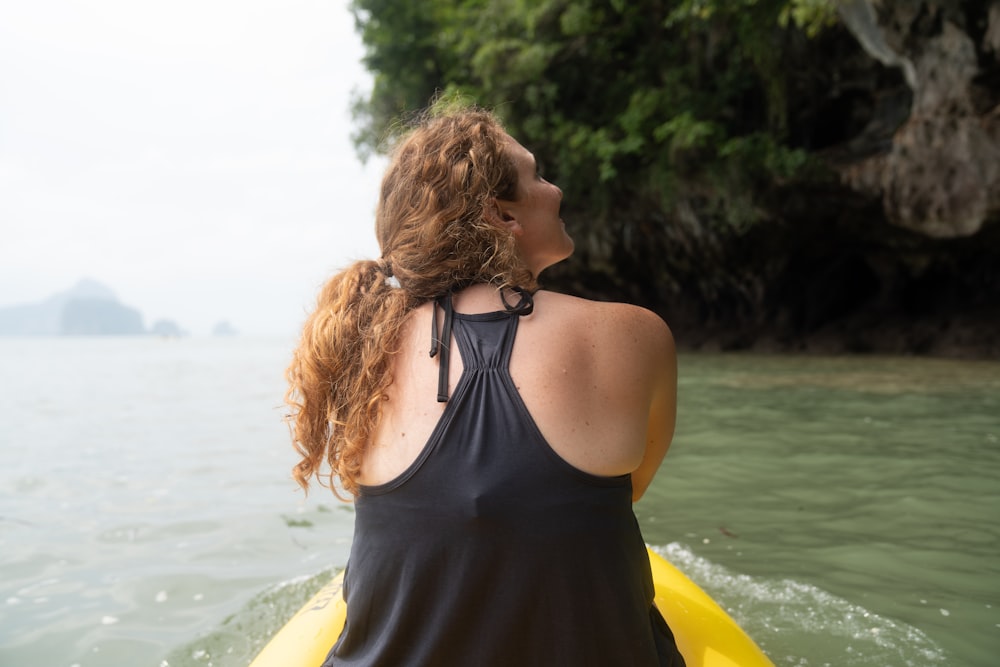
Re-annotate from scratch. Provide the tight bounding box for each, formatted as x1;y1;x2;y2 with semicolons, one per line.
0;336;997;666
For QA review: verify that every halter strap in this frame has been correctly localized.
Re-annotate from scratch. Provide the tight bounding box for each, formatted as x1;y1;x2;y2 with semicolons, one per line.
429;293;455;403
429;287;534;402
500;286;534;315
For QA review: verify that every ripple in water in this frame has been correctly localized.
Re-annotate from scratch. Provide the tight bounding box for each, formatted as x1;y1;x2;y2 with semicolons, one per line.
654;543;948;666
164;544;948;667
160;568;336;667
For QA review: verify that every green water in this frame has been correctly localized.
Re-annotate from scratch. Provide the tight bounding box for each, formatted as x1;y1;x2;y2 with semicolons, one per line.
639;354;1000;666
1;340;997;666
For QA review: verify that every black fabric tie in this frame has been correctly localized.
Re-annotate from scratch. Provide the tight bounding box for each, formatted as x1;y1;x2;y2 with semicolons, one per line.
429;293;455;403
501;286;534;316
429;288;534;403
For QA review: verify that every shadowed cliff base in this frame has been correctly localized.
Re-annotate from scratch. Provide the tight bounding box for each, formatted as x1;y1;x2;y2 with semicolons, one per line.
545;186;999;360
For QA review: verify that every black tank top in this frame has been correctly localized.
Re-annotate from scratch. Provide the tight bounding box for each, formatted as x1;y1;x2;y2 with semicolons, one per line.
325;293;684;666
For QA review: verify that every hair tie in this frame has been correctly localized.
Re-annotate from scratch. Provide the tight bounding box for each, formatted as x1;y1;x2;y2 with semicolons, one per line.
376;258;401;289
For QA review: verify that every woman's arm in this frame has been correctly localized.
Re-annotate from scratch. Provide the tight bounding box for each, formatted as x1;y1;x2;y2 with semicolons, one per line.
629;312;677;502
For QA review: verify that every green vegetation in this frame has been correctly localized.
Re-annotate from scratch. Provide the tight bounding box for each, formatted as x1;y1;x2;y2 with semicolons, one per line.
350;0;835;226
347;1;1000;357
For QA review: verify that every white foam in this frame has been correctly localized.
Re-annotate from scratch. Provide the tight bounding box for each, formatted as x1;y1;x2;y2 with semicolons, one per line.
652;543;948;666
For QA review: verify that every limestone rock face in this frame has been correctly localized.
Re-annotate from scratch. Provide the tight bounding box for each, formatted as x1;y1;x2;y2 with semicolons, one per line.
838;0;1000;238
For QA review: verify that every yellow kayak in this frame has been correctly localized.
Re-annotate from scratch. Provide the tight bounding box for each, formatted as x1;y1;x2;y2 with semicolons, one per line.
249;547;773;667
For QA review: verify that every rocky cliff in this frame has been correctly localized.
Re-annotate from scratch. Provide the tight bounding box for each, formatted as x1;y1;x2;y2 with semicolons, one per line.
548;0;999;358
836;0;1000;239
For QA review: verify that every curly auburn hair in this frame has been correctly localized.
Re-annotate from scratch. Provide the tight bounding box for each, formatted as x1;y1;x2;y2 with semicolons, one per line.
285;106;537;497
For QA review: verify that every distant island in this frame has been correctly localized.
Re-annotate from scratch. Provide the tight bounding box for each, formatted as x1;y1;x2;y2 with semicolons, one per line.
212;320;238;337
0;279;192;337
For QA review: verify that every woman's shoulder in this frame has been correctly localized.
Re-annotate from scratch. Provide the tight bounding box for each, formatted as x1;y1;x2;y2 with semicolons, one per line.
532;290;672;346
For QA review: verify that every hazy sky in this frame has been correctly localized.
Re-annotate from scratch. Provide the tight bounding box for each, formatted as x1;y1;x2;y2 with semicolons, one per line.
0;0;388;335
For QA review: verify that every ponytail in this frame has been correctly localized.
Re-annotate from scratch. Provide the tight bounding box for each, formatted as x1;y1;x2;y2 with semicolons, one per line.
286;105;533;497
285;259;415;497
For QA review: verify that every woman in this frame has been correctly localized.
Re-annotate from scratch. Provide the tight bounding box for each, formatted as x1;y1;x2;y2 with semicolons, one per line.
286;105;682;666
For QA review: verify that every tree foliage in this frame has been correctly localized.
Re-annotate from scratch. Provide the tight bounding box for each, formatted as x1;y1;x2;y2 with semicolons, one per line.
351;0;834;217
346;0;1000;357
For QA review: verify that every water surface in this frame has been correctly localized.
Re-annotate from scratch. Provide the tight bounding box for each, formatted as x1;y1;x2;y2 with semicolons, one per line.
0;339;996;666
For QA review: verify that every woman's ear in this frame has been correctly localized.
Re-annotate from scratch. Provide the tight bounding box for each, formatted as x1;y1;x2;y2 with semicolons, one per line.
491;197;523;236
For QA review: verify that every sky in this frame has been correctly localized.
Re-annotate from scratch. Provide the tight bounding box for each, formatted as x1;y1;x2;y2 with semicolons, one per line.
0;0;387;335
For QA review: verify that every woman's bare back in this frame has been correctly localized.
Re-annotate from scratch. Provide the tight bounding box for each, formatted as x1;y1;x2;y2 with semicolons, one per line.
360;285;676;500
